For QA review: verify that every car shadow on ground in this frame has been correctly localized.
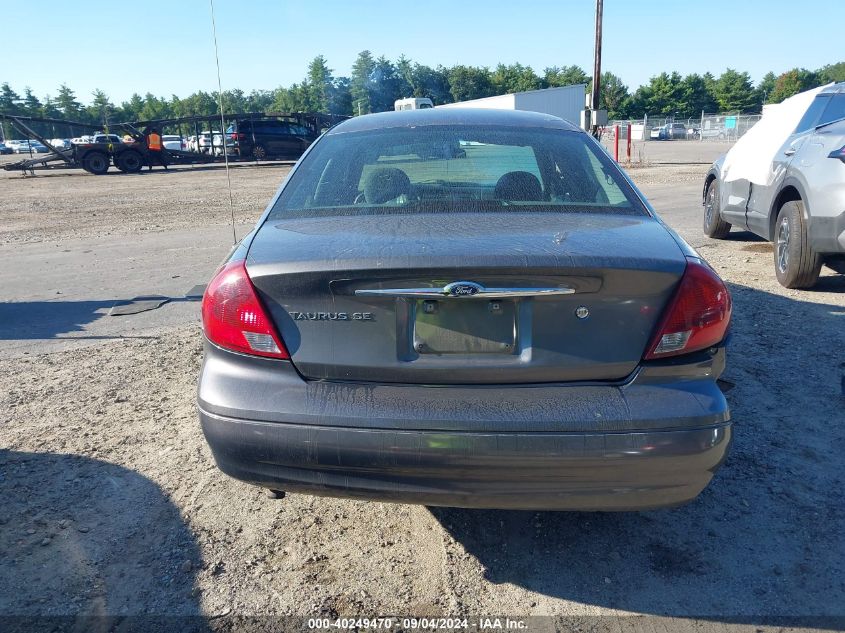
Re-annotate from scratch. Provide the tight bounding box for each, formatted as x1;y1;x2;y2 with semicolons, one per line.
803;274;845;293
429;281;845;625
0;449;211;632
723;230;767;242
0;297;200;340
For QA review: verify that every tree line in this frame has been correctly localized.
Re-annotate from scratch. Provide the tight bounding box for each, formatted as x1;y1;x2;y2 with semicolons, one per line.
2;52;844;135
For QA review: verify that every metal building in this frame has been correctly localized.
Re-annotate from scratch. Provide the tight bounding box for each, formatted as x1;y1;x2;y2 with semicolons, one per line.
438;84;587;125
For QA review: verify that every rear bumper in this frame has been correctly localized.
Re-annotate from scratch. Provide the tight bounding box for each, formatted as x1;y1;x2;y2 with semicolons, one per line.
198;342;732;510
200;409;731;510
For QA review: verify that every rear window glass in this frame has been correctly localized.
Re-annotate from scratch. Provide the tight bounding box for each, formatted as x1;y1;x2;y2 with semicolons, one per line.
819;94;845;127
269;125;644;218
253;123;281;135
795;96;831;133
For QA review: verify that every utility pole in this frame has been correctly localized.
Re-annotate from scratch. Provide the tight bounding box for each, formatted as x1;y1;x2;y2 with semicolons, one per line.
590;0;603;139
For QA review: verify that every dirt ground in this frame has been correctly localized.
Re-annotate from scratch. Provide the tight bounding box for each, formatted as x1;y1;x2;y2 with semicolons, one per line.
0;157;286;245
1;159;844;629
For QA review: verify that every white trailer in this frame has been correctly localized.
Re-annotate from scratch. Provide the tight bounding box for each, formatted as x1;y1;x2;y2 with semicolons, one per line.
394;97;434;111
437;85;586;125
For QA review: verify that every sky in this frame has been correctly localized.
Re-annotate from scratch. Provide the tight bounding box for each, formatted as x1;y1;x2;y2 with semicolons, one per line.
4;0;844;105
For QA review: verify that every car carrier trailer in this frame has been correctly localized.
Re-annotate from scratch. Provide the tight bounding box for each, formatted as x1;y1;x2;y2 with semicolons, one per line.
0;115;173;174
1;111;347;175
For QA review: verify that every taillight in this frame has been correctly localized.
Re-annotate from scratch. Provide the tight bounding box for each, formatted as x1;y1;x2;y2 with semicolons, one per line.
828;145;845;163
644;258;731;360
201;260;289;359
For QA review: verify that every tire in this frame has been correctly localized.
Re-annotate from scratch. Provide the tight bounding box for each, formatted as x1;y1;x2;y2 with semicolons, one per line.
774;200;822;289
115;150;143;174
81;152;109;175
703;178;731;239
252;144;267;160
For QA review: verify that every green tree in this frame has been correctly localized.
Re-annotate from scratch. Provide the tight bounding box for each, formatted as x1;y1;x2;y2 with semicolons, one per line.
768;68;821;103
328;77;353;115
183;91;218;117
712;69;759;112
755;72;777;105
597;71;629;119
54;84;82;120
491;63;541;94
0;83;23;114
138;93;170;121
679;73;717;116
628;72;686;116
245;89;274;112
447;65;494;102
0;83;22;139
120;93;146;121
40;96;63;120
88;89;113;128
394;55;415;99
306;55;333;113
369;56;402;112
272;83;308;112
0;83;23;116
543;65;590;88
22;87;42;117
350;50;376;115
410;64;452;104
817;62;845;84
220;88;247;113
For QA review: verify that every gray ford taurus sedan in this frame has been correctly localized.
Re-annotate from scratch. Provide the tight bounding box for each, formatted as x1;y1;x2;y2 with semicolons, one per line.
198;108;732;510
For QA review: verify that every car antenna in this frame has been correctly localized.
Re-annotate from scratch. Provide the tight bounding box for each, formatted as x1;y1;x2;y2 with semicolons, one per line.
209;0;237;245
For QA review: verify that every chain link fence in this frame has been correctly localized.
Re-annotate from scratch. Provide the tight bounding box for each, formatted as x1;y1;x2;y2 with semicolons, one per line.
605;113;762;142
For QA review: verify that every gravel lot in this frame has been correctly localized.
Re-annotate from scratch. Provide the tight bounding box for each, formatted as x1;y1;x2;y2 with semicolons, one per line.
1;158;844;628
0;156;286;246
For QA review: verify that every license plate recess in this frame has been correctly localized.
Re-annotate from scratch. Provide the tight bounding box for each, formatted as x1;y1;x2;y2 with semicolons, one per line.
413;300;515;354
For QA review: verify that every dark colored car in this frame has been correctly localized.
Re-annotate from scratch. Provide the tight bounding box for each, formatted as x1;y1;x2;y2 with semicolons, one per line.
0;142;12;155
199;108;732;510
658;123;689;140
227;118;318;160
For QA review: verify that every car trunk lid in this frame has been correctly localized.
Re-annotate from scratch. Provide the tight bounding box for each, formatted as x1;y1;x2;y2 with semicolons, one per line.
247;212;686;384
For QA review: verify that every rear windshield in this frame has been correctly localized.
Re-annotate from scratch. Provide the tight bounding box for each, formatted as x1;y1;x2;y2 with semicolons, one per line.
795;96;830;134
268;125;646;219
819;93;845;127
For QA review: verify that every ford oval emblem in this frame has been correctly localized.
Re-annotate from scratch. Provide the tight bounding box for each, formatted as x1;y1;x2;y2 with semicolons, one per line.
444;281;483;297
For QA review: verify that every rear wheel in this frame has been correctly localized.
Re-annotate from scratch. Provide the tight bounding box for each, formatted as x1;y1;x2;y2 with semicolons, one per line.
82;152;109;175
703;178;731;238
115;150;143;174
774;200;822;288
252;144;267;160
